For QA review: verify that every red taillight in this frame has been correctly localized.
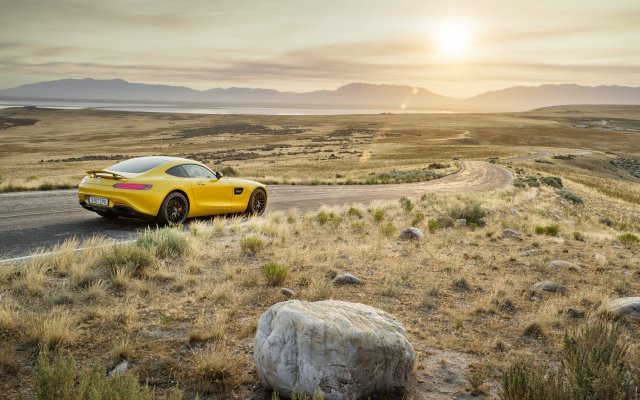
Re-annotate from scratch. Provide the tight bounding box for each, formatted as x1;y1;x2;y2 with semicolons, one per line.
113;183;153;190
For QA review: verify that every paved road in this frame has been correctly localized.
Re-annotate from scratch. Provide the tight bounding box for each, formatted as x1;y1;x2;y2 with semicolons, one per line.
0;161;511;260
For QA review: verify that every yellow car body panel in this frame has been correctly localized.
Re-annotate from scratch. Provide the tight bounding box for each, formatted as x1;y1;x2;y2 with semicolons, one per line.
78;156;266;220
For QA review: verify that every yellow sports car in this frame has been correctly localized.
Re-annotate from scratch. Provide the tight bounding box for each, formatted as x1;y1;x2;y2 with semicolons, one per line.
78;156;267;225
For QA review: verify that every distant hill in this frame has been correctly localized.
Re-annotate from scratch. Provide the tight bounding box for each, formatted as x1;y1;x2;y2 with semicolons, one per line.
464;84;640;112
1;78;639;112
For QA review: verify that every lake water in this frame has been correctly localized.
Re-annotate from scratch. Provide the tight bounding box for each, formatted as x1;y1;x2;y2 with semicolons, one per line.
0;99;455;115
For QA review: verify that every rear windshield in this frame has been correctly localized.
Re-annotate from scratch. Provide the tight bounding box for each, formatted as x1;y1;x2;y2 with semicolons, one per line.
109;158;168;173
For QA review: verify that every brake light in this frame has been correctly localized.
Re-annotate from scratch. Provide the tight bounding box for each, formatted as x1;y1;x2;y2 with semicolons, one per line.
113;183;153;190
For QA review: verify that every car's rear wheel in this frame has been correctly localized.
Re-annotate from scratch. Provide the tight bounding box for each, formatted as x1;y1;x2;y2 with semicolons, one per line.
246;188;267;215
96;210;118;219
157;192;189;226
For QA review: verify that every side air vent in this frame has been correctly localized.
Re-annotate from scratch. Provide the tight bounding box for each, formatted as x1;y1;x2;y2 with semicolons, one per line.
234;188;244;195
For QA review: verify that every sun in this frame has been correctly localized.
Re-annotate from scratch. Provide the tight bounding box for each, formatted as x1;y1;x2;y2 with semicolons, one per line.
435;22;471;56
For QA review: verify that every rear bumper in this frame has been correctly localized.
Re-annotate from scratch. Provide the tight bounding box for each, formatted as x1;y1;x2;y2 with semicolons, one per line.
79;200;154;220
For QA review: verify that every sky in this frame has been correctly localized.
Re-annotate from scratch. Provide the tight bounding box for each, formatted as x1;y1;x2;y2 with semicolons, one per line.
0;0;639;97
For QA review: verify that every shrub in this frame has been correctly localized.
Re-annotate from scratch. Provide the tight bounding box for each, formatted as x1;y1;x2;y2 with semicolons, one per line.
316;211;341;225
447;201;486;226
428;162;450;169
573;231;585;241
36;351;183;400
220;166;238;177
411;212;425;226
97;245;155;277
262;262;289;286
501;320;639;400
240;235;265;255
541;176;563;188
512;179;526;188
618;233;639;246
372;210;385;222
399;197;414;212
379;222;396;237
557;189;583;204
136;228;189;259
346;207;363;218
428;219;440;233
535;225;559;236
525;176;540;187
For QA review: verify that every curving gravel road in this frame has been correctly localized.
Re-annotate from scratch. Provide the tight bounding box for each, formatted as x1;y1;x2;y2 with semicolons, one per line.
0;161;511;260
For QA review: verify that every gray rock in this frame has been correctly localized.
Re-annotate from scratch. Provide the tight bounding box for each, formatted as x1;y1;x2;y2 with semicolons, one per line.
435;215;455;228
521;248;540;256
281;288;296;298
548;260;579;270
533;280;567;293
254;300;415;400
454;219;467;227
607;297;640;319
108;360;129;377
399;227;424;240
333;273;362;285
500;229;523;239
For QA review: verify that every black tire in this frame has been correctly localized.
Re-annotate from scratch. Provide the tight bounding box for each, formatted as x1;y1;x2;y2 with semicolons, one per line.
157;192;189;226
96;210;118;219
246;188;267;215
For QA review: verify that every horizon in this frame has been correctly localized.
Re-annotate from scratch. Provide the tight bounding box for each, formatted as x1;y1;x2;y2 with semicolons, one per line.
2;77;640;100
1;0;639;97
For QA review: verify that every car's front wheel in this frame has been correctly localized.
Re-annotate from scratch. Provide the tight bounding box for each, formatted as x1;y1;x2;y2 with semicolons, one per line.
157;192;189;226
246;188;267;215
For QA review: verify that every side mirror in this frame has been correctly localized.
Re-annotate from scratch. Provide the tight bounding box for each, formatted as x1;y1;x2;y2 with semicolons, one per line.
215;171;224;179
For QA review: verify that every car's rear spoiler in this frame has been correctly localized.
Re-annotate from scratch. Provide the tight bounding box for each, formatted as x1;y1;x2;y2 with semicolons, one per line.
86;170;127;180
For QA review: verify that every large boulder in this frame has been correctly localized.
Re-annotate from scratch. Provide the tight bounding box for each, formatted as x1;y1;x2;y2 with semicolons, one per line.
254;300;415;400
399;227;424;240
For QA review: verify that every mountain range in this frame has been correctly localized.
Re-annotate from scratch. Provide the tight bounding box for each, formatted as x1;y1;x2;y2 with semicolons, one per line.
1;78;639;112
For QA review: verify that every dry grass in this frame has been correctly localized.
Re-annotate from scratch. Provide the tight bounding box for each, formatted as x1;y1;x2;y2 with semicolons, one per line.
0;164;639;398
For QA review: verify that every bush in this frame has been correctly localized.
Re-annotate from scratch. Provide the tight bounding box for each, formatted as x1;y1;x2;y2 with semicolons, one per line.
316;211;341;225
557;189;583;204
428;219;440;232
541;176;563;188
512;179;526;188
346;207;363;218
619;233;639;246
136;228;188;259
525;176;540;187
240;235;265;255
501;320;639;400
411;212;425;226
573;231;585;241
372;210;385;222
535;225;559;236
220;166;238;177
379;222;396;237
97;245;155;277
36;351;183;400
447;201;486;226
261;262;289;286
399;197;414;212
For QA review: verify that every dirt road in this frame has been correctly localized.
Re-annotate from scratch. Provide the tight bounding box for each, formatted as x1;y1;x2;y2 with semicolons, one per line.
0;161;511;260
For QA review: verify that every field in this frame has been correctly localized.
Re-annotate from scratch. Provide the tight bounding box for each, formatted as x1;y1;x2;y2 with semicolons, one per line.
1;105;639;190
0;105;639;399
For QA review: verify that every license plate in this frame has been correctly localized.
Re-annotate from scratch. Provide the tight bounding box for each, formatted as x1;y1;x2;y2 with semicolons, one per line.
88;196;109;206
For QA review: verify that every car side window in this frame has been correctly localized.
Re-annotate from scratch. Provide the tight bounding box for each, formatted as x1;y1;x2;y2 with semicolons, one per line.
165;165;189;178
183;164;216;179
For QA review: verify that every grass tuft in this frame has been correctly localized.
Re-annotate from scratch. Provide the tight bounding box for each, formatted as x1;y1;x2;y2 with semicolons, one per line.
239;235;265;255
137;227;189;259
262;262;289;286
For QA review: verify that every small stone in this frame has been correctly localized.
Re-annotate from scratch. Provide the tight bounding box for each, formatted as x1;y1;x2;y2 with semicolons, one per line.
108;360;129;377
521;248;540;256
500;229;523;239
280;288;295;298
333;273;362;285
607;297;640;319
548;260;579;270
454;219;467;227
399;227;424;240
533;281;567;293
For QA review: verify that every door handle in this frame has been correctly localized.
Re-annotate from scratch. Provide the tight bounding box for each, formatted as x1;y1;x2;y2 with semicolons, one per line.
197;182;206;186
